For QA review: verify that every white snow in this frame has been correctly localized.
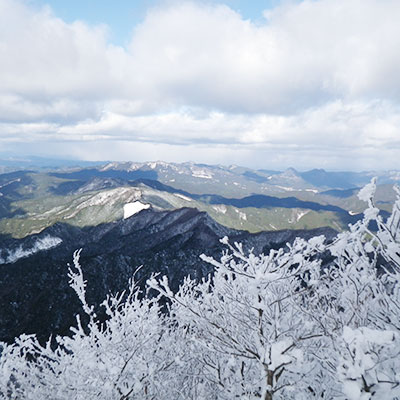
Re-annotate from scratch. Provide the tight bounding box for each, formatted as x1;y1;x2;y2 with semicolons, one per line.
269;340;302;370
128;163;140;171
80;188;133;207
100;162;118;171
358;178;376;202
191;167;213;179
234;208;247;220
49;187;142;220
289;209;309;224
348;210;358;216
175;193;192;202
296;210;309;222
192;172;212;179
123;201;150;219
0;178;21;190
0;236;62;264
212;205;227;214
275;185;296;191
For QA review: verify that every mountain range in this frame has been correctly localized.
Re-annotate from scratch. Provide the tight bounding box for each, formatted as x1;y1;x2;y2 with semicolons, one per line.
0;159;398;342
0;161;398;238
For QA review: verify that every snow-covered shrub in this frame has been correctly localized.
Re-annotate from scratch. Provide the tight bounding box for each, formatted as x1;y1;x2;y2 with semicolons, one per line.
0;250;184;400
148;235;329;399
312;179;400;399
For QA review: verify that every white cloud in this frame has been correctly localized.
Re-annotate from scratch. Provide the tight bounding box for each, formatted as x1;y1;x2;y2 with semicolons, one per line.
1;0;400;169
126;0;400;112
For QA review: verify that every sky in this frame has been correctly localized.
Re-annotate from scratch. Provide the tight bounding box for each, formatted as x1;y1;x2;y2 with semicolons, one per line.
1;0;400;171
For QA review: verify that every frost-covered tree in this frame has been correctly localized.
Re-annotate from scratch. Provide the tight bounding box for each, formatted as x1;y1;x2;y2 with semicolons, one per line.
149;235;329;399
0;250;186;400
312;179;400;399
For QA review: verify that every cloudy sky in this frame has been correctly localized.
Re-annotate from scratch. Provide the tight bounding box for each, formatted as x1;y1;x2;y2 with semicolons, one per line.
1;0;400;170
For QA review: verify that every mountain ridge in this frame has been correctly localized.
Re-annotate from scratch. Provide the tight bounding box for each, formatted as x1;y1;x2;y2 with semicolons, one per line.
0;207;337;343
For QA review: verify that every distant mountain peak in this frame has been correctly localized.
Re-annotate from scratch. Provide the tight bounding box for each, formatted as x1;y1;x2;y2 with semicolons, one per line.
284;167;299;175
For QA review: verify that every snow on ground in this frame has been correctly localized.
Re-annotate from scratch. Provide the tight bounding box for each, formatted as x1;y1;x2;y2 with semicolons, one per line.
348;210;358;215
192;172;212;179
100;162;118;171
58;188;141;219
123;201;150;219
234;208;247;220
0;178;21;190
79;188;136;208
212;205;227;214
191;167;213;179
175;193;192;202
288;209;309;224
275;185;296;191
0;236;62;264
295;210;309;222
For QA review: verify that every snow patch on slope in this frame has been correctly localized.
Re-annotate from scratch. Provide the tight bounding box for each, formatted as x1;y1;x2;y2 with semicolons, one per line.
175;193;192;202
275;185;296;192
0;236;62;264
212;205;227;214
234;208;247;220
289;209;309;224
191;167;213;179
123;201;150;219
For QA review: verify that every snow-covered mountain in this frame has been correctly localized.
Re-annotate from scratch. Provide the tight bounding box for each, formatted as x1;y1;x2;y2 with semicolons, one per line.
0;163;397;238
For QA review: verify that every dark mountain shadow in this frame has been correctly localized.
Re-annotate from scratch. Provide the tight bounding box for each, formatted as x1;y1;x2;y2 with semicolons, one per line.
0;171;35;218
299;169;367;189
198;193;346;213
241;171;270;183
0;197;27;219
0;171;35;200
50;180;86;195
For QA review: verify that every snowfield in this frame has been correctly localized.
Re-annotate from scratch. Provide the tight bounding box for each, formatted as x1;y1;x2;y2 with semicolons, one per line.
123;201;150;219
